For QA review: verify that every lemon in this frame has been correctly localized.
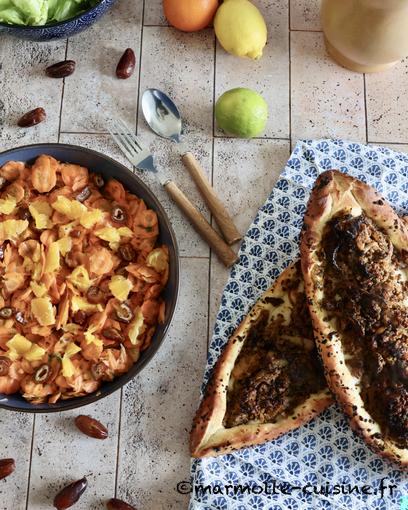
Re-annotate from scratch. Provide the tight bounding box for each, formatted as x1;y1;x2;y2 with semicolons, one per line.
215;88;268;138
214;0;267;60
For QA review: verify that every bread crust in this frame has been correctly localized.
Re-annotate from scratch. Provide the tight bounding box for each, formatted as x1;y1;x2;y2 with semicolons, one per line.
190;262;333;458
300;169;408;469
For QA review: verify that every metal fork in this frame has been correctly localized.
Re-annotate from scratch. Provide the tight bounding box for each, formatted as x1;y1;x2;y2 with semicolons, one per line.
108;118;238;267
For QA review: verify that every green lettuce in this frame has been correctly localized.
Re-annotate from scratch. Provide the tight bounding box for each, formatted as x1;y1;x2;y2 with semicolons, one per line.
0;0;100;25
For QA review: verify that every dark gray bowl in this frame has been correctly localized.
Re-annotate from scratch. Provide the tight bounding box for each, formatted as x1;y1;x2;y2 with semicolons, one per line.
0;0;116;41
0;143;179;412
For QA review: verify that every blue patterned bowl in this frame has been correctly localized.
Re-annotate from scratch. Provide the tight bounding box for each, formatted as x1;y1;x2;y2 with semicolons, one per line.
0;143;180;413
0;0;116;41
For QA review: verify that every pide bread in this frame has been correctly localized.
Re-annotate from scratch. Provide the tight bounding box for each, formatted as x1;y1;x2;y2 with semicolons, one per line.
190;261;333;458
301;170;408;468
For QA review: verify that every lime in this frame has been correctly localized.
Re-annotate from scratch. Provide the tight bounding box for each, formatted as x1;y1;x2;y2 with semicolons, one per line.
215;88;268;138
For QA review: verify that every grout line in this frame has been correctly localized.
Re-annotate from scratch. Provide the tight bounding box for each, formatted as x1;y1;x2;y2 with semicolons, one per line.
207;31;217;350
363;73;369;144
135;0;146;135
143;23;170;28
288;3;292;148
206;256;212;350
213;135;291;141
60;130;109;135
290;28;323;33
24;416;36;510
212;32;217;141
113;0;145;497
114;387;124;497
57;39;69;142
59;131;291;142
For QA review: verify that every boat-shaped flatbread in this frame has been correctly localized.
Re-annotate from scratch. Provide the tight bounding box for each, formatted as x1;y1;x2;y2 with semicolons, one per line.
301;170;408;468
190;261;333;458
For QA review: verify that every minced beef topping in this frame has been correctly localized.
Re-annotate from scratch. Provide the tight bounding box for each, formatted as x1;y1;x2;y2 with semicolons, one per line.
321;212;408;448
224;270;326;429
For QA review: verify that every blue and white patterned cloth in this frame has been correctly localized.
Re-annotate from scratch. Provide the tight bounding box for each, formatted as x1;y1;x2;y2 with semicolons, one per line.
189;139;408;510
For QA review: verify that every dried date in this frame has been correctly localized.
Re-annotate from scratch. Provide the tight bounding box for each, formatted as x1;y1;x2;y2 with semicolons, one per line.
53;477;87;510
0;357;11;376
0;458;15;480
74;415;108;440
46;60;76;78
107;498;137;510
116;48;136;79
18;107;46;128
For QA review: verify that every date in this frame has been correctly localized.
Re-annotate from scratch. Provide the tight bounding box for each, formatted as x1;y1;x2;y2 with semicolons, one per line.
18;107;46;128
107;498;137;510
0;357;11;377
0;458;15;480
53;477;87;510
46;60;76;78
75;415;108;440
116;48;136;79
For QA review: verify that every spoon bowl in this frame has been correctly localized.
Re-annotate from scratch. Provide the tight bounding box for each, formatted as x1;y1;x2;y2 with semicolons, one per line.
142;88;182;142
141;87;242;246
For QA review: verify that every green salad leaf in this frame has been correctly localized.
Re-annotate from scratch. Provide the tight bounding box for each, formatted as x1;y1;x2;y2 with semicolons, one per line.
0;0;100;26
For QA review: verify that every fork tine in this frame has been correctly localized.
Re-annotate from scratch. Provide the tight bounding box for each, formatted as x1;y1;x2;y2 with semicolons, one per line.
109;119;139;158
110;119;142;158
109;127;137;164
115;118;144;154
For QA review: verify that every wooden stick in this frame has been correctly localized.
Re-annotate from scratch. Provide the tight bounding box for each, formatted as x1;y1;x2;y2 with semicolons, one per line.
181;152;242;245
164;180;238;267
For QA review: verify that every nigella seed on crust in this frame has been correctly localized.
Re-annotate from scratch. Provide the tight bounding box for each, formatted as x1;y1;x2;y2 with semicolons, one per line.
190;262;333;458
300;170;408;467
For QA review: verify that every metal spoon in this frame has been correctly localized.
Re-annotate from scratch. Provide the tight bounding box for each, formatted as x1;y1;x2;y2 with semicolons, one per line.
142;88;242;245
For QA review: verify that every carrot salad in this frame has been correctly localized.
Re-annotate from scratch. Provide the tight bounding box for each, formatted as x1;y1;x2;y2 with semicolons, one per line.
0;155;168;404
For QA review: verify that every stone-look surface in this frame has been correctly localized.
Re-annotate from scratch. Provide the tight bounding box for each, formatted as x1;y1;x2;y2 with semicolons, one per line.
137;26;215;258
209;139;290;338
365;59;408;144
0;37;65;150
290;31;366;144
144;0;167;26
61;0;143;133
1;0;407;509
117;258;208;509
27;395;120;510
0;412;32;510
290;0;321;31
215;0;290;139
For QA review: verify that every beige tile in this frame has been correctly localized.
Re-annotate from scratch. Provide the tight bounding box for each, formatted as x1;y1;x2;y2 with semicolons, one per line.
0;411;33;510
366;58;408;144
290;0;321;31
209;138;290;337
117;258;208;510
215;0;290;138
138;27;215;257
144;0;168;26
61;0;143;133
27;395;120;510
0;36;65;150
291;31;366;143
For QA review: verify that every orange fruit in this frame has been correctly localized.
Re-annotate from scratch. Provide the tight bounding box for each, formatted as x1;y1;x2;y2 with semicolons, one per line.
163;0;219;32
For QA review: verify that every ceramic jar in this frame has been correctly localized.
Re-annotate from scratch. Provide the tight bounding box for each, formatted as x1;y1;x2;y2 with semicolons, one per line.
321;0;408;72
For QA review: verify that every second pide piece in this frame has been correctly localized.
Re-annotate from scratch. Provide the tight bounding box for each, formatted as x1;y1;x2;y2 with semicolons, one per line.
301;170;408;468
190;261;332;457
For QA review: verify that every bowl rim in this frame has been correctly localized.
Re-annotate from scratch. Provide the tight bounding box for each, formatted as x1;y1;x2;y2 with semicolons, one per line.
0;142;180;413
0;0;108;30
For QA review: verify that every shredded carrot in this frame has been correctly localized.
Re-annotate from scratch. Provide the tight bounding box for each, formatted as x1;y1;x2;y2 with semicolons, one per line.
0;155;169;404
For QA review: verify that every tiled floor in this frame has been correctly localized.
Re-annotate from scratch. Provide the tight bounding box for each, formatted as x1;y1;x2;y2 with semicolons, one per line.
0;0;407;508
